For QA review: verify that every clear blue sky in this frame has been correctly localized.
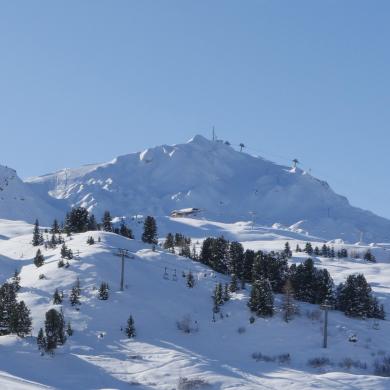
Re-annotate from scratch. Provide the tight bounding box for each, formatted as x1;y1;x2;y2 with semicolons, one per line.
0;1;389;217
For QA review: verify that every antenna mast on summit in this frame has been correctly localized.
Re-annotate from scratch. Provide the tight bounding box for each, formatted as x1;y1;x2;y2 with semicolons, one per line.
212;126;216;141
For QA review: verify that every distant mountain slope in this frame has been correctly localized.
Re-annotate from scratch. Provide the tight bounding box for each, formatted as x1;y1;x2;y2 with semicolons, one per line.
0;165;61;225
26;135;390;242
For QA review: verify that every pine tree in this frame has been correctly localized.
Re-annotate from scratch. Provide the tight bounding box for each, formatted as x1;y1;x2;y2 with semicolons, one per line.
66;322;73;336
33;249;44;268
125;315;136;338
11;270;21;292
69;287;81;306
102;211;113;232
284;242;292;258
87;214;98;231
228;241;244;277
44;308;66;351
229;274;238;293
223;283;230;302
87;236;95;245
9;301;32;337
51;219;60;234
32;219;43;246
304;242;313;255
141;216;158;244
364;249;376;262
186;271;195;288
242;249;255;282
53;289;63;305
119;218;133;239
37;328;46;351
282;279;296;322
248;278;274;317
98;282;109;300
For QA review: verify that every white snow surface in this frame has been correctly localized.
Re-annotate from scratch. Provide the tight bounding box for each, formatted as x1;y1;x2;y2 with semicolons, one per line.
0;218;390;389
25;135;390;242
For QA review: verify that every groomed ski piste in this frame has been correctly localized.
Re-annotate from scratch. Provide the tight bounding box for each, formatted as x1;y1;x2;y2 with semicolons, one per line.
0;217;390;389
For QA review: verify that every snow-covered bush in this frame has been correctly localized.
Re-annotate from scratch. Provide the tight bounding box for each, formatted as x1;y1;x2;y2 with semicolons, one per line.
252;352;291;364
237;326;246;334
177;377;211;389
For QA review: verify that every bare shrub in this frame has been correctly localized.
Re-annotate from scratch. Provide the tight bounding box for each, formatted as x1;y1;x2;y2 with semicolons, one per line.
176;315;198;334
177;377;211;390
339;358;367;370
308;357;332;368
252;352;291;365
374;355;390;377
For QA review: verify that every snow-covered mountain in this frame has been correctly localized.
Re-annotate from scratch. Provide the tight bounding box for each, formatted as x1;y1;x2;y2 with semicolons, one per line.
26;135;390;243
0;165;61;225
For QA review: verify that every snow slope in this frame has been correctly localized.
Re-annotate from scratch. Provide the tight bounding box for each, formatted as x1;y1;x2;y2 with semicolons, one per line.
0;220;390;389
0;165;61;225
26;135;390;242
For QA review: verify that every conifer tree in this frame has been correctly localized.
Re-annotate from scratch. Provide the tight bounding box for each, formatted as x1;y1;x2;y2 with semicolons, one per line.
125;315;136;338
141;216;158;244
102;211;113;232
284;242;292;258
119;218;133;239
44;308;66;351
37;327;46;351
87;214;98;231
186;271;195;288
98;282;109;300
66;322;73;336
53;289;63;305
223;283;230;302
12;270;21;292
9;301;32;337
229;274;238;293
87;236;95;245
248;278;274;317
34;249;44;268
32;219;43;246
282;279;296;322
51;219;60;234
69;287;81;306
304;242;313;255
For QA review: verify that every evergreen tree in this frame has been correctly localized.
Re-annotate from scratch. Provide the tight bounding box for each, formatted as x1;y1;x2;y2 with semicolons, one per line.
304;242;313;255
11;270;21;292
69;287;81;306
242;249;255;282
66;322;73;336
290;258;317;303
98;282;109;300
33;249;45;268
186;271;195;288
86;236;95;245
284;242;292;258
228;241;244;278
32;219;43;246
9;301;32;337
51;219;60;234
57;259;65;268
53;289;63;305
87;214;98;231
37;327;46;351
314;246;320;256
64;207;90;233
163;233;175;252
102;211;113;232
141;216;158;244
223;283;230;302
119;218;133;239
44;308;66;351
336;274;383;319
316;268;334;304
248;278;274;317
364;249;376;262
229;274;238;293
125;315;136;338
282;279;296;322
0;282;17;333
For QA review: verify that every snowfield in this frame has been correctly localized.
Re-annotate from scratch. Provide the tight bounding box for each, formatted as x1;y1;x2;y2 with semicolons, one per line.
0;218;390;389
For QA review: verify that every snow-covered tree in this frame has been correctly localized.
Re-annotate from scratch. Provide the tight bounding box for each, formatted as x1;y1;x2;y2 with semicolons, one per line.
248;278;274;317
33;249;44;268
142;216;158;244
125;315;136;338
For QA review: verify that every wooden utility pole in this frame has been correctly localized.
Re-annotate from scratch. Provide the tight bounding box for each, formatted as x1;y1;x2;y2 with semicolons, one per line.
320;300;333;348
113;248;133;291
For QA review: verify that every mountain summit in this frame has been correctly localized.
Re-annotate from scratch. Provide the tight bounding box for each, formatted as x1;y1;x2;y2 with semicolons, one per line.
26;135;390;242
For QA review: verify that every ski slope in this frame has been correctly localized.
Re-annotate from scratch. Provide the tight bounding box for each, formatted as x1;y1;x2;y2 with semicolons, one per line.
0;218;389;389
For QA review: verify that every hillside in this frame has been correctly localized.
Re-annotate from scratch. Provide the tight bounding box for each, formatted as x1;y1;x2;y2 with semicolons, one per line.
26;135;390;243
0;219;390;389
0;165;61;225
